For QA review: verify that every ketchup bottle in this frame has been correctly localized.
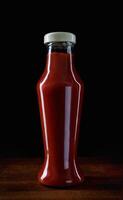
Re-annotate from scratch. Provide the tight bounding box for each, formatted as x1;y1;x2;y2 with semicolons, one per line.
37;32;84;186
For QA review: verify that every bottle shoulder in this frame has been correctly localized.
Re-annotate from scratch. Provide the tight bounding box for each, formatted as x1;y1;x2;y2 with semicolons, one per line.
37;66;84;90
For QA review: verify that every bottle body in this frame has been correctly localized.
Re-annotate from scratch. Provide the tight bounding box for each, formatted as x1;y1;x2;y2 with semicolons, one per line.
37;41;84;186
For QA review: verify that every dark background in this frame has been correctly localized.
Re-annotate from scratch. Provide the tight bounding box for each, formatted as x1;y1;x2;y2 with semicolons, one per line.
0;3;122;158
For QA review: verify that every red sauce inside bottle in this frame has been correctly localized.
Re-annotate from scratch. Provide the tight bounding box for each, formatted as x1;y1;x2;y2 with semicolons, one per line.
37;52;84;186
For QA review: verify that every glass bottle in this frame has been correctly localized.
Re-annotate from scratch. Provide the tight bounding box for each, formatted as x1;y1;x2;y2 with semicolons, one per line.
37;32;84;186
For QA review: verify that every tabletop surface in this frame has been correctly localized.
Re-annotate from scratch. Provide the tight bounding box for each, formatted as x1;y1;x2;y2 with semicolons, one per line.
0;157;123;200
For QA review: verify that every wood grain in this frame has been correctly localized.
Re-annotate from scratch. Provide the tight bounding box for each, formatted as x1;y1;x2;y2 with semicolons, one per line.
0;157;123;200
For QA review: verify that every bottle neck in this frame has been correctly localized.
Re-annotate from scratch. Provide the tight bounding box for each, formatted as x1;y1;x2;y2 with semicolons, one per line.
45;42;75;71
47;42;74;53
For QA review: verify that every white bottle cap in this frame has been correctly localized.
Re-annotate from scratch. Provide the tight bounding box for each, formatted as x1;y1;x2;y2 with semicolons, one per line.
44;32;76;44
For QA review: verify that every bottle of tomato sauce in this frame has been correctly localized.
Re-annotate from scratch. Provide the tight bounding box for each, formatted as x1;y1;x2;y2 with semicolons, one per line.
37;32;84;187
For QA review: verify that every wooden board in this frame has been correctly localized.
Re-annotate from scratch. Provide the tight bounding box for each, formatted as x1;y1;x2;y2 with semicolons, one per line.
0;157;123;199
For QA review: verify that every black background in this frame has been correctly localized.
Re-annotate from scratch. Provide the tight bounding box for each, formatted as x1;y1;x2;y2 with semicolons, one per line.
0;3;122;158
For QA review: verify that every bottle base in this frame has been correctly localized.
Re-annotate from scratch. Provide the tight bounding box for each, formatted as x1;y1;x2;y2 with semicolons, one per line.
38;178;84;187
38;171;84;187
